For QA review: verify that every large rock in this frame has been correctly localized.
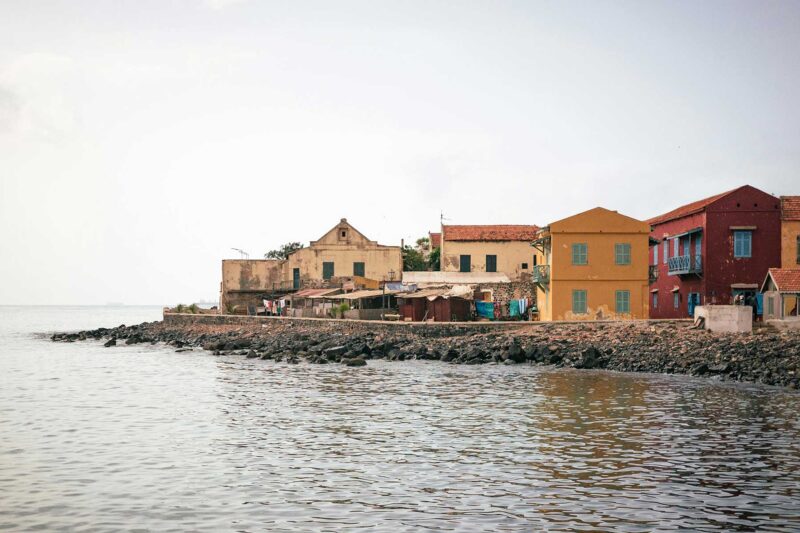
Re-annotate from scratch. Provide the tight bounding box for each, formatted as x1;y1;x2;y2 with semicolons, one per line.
343;357;367;367
103;338;116;347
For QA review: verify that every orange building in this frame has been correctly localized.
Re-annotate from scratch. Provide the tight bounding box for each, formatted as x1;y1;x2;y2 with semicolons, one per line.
781;196;800;268
532;207;651;321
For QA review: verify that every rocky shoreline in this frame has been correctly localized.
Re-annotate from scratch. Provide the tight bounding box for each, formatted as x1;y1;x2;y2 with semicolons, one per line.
51;319;800;388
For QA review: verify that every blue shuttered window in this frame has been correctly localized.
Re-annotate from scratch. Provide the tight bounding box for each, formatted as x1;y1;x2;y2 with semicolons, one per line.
734;231;752;258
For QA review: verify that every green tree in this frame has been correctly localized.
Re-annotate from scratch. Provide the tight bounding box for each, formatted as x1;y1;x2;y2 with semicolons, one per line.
265;242;304;259
428;246;440;270
402;245;427;271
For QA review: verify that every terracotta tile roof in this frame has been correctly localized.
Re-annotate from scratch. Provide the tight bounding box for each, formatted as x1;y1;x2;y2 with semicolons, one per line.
442;224;539;242
647;188;739;226
781;196;800;221
429;232;441;248
768;268;800;292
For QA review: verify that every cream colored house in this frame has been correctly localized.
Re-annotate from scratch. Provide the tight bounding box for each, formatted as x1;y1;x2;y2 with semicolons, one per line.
439;225;540;281
220;219;402;312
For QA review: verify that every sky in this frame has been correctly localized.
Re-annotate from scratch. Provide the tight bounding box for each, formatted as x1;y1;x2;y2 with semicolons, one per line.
1;0;799;305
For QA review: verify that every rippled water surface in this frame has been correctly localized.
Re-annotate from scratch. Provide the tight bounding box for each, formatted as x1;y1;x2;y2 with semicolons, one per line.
1;306;800;532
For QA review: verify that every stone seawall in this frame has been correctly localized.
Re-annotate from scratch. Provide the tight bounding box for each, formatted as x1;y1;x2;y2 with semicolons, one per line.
53;314;800;388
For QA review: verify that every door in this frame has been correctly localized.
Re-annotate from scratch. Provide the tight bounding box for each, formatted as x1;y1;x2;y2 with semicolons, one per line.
688;293;700;317
292;268;300;290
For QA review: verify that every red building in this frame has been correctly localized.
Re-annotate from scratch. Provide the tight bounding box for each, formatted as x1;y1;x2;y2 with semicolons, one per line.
647;185;782;318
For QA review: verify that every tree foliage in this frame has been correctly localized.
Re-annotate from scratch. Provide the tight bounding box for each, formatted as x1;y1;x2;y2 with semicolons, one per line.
428;246;440;271
265;242;304;260
402;245;428;271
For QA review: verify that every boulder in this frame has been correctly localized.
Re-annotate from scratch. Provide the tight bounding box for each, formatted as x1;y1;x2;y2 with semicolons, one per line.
343;357;367;367
103;338;116;347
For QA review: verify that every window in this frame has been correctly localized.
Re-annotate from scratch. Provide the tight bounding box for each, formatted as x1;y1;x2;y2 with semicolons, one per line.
322;262;334;280
653;293;658;309
572;290;587;314
340;230;347;238
673;292;680;309
616;290;630;313
485;255;497;273
673;238;679;257
654;245;658;265
796;236;800;264
533;255;538;266
521;263;529;270
663;240;668;263
459;255;471;273
734;231;752;258
572;243;588;265
615;243;631;265
353;262;365;277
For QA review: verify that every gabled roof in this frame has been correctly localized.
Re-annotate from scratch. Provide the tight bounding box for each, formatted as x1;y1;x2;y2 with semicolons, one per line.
646;187;741;226
781;196;800;221
762;268;800;293
442;224;539;242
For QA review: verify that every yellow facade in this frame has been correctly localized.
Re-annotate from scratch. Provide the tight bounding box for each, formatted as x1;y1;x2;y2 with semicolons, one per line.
220;219;402;311
535;207;650;321
441;240;541;280
781;220;800;268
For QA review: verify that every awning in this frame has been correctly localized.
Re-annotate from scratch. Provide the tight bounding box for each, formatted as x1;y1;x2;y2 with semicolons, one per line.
290;288;341;299
325;289;397;300
650;288;659;293
731;283;758;289
730;226;756;231
671;286;680;292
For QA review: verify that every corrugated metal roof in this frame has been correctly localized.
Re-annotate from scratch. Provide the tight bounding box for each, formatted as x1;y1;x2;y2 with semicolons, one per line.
402;271;511;285
291;288;341;298
781;196;800;221
325;289;397;300
442;224;539;242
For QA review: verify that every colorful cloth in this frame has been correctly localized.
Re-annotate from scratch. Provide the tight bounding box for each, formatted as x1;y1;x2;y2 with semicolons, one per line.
475;301;495;319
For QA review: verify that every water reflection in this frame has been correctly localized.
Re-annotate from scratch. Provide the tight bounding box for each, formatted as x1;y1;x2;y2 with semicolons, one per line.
1;309;799;532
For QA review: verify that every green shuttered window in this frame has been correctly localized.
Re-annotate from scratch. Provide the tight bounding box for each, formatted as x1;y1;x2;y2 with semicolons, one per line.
616;290;630;313
486;255;497;273
615;243;631;265
459;255;471;273
572;290;587;314
571;243;588;265
353;262;365;277
322;262;334;280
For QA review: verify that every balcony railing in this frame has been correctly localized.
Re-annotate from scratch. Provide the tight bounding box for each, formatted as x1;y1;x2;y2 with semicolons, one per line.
667;254;703;276
532;265;550;286
649;265;658;283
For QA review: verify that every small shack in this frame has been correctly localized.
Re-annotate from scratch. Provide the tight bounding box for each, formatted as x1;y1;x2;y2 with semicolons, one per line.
397;286;473;322
286;288;341;317
325;289;399;320
761;268;800;327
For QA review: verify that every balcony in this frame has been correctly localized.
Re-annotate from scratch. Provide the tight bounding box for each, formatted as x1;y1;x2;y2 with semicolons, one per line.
649;265;658;283
667;254;703;276
532;265;550;287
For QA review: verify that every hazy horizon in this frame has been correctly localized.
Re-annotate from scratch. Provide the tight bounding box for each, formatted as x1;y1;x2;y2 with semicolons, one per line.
2;0;799;305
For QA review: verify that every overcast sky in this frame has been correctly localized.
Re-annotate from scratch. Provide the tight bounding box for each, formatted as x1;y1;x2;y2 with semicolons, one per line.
1;0;798;305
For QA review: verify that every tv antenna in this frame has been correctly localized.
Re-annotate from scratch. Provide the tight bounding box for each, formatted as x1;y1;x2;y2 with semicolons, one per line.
231;248;249;259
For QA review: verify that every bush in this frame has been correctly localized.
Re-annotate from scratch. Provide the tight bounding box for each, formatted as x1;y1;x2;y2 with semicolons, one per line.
176;303;186;313
188;303;199;314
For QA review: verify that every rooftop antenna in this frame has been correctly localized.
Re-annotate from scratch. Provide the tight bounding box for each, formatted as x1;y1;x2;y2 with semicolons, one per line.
231;248;249;259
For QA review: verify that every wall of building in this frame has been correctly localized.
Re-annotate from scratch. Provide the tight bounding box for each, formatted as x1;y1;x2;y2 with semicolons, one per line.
440;240;543;280
782;220;800;268
547;280;650;321
286;246;402;285
220;259;285;312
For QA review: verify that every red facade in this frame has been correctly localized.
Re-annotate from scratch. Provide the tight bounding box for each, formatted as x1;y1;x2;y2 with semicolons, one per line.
648;186;781;318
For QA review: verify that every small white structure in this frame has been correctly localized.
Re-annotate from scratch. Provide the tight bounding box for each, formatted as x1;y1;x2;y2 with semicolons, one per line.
694;305;753;334
761;268;800;329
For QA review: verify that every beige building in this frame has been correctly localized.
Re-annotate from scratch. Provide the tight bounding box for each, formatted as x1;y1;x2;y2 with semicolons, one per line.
220;219;402;312
439;225;540;281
